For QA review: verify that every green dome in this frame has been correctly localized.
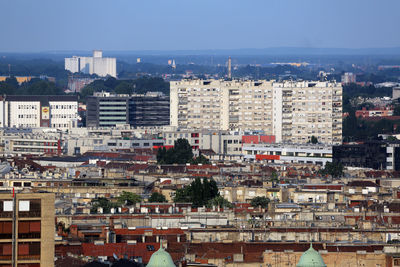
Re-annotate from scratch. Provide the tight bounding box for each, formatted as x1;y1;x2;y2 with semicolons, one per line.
147;246;176;267
296;244;326;267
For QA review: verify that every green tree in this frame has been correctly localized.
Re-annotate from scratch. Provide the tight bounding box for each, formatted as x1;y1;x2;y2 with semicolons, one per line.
206;196;233;209
394;105;400;116
117;191;141;206
173;138;194;163
190;154;210;164
148;192;167;203
310;136;318;144
250;196;270;208
156;147;167;164
90;198;119;214
157;138;194;164
0;82;16;95
320;162;344;178
174;178;219;208
104;77;119;89
114;81;133;94
4;77;18;88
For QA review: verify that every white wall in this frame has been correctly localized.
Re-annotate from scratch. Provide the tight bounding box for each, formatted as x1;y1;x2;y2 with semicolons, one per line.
64;54;116;77
272;87;283;143
49;101;78;129
8;101;41;128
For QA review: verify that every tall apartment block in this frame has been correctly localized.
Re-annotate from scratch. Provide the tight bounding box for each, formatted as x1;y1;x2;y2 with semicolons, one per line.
170;80;342;145
87;92;170;128
0;192;55;267
65;50;117;78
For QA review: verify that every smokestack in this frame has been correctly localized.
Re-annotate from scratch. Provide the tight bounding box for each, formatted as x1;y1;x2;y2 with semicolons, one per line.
228;57;232;79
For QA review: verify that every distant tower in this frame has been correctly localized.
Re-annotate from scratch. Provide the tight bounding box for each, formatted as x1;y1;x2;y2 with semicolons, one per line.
93;50;103;58
172;60;176;70
227;57;232;79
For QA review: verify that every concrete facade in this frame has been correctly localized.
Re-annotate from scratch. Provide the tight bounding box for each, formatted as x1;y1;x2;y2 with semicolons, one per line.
3;95;78;129
0;192;55;267
170;80;342;145
65;50;117;78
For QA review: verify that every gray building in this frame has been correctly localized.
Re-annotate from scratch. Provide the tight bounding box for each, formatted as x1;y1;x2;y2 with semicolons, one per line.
393;87;400;100
87;92;169;128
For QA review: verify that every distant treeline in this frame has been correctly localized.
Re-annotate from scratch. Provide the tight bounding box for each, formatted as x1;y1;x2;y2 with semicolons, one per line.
0;58;69;87
80;76;170;100
343;115;400;142
343;83;392;99
0;77;64;95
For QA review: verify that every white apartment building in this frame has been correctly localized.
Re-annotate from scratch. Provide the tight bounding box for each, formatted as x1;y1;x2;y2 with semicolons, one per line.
65;50;117;77
242;143;332;166
170;79;342;145
3;95;78;129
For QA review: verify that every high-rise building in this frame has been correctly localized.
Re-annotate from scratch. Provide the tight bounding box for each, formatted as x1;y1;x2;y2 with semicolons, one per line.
170;79;342;145
0;192;55;267
87;92;170;128
65;50;117;78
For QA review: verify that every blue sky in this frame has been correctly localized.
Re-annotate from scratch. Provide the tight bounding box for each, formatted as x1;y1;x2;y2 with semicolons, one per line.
0;0;399;52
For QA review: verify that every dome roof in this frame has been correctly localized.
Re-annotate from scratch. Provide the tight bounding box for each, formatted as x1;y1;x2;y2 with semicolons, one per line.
146;246;176;267
296;244;326;267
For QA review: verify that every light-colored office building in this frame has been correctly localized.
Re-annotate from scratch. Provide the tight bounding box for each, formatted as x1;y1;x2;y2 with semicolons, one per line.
65;50;117;78
170;79;342;145
2;95;78;129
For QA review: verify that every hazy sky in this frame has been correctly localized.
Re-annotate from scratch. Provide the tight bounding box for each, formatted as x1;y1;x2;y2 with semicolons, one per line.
1;0;399;52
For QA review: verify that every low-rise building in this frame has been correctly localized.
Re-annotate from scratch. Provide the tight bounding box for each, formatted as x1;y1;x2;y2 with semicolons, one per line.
243;143;332;166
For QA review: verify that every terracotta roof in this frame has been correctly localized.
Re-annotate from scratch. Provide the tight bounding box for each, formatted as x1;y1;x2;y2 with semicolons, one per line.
82;243;161;263
114;228;184;236
347;180;379;187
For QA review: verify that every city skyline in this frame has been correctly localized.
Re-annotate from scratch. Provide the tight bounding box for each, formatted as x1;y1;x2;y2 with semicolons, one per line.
0;0;399;52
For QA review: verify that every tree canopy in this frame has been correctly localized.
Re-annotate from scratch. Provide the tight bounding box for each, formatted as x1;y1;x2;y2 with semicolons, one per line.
117;191;141;206
90;198;119;214
189;154;210;165
174;177;219;208
319;162;344;178
206;196;233;209
250;196;270;208
310;136;318;144
157;138;194;164
80;76;169;102
0;78;64;96
148;192;167;203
